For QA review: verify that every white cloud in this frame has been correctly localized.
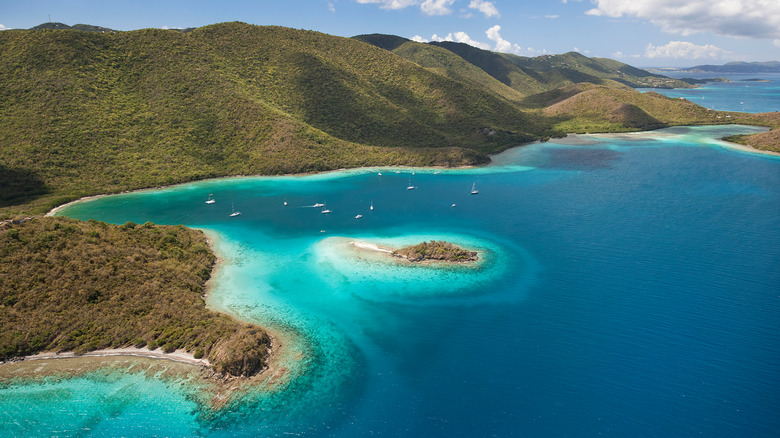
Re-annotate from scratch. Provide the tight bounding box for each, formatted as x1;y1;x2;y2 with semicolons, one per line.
545;15;560;19
328;1;336;12
419;26;550;56
421;0;455;15
485;25;522;53
431;31;492;50
585;0;780;40
468;0;500;18
774;39;780;48
0;24;9;31
356;0;419;10
645;41;731;59
357;0;454;15
612;50;625;58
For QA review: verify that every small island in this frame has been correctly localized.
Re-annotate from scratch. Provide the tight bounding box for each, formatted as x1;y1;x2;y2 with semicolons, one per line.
391;240;478;263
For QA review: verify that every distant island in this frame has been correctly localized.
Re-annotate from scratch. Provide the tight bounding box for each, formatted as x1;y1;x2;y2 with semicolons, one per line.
683;61;780;74
648;61;780;74
678;77;731;85
392;240;479;263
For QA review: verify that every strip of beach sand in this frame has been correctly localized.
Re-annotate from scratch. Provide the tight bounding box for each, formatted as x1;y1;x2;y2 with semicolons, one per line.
18;347;210;367
350;240;394;253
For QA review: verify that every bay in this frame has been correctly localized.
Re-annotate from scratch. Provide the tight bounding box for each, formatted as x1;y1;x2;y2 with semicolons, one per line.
2;125;779;437
638;72;780;113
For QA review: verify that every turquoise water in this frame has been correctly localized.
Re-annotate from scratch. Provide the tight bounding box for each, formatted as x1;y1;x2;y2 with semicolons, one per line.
0;369;203;436
3;125;780;436
638;72;780;113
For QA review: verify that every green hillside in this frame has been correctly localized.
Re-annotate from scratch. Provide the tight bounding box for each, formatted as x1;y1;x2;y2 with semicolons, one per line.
0;23;557;216
427;41;552;96
29;22;117;32
504;52;692;90
524;83;715;132
1;23;775;217
0;217;270;377
360;36;692;95
423;43;693;94
354;34;526;103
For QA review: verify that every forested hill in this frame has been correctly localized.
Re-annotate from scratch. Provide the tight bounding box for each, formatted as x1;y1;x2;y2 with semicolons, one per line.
1;22;774;217
0;22;551;215
354;34;693;92
0;216;271;377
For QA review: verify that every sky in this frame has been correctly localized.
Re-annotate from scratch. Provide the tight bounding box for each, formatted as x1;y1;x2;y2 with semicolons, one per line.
1;0;779;67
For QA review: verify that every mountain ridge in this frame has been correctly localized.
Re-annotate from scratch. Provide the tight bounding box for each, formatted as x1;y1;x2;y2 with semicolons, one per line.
1;22;776;217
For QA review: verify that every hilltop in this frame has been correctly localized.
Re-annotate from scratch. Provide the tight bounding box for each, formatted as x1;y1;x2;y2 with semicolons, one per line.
355;34;694;93
1;22;777;217
28;22;118;33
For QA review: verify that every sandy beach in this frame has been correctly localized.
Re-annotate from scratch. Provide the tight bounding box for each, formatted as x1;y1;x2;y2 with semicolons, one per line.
0;318;295;411
350;240;394;253
721;140;780;157
15;347;210;367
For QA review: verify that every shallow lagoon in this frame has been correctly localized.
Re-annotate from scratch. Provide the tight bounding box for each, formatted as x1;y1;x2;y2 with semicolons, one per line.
3;125;780;437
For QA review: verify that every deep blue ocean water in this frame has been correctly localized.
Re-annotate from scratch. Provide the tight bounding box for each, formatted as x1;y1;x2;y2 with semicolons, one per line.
638;72;780;113
2;125;779;437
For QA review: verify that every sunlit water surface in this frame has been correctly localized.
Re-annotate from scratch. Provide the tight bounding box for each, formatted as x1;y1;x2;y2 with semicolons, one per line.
638;72;780;113
2;125;779;437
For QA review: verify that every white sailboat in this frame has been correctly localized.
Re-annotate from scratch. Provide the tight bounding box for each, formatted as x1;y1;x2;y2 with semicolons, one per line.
406;177;416;190
205;194;215;204
321;202;331;214
370;201;374;211
313;202;325;208
229;203;241;217
355;214;363;219
470;182;479;195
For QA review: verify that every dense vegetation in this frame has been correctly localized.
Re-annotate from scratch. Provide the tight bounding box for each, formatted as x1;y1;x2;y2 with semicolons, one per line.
1;23;778;218
29;22;119;33
0;216;270;377
356;35;780;146
392;240;478;263
0;23;552;217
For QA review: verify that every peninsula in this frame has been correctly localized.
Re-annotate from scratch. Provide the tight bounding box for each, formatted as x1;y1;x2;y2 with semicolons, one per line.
0;216;271;380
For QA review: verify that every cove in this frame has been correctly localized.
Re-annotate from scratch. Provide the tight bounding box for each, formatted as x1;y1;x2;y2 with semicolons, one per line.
3;125;779;437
